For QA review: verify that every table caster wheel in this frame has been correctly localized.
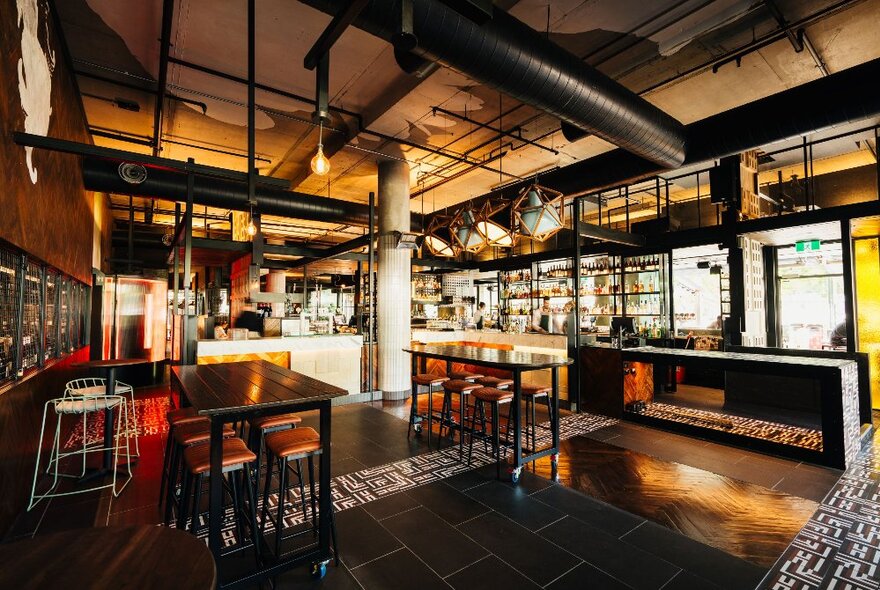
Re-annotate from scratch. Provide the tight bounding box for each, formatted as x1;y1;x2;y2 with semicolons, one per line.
414;423;423;435
551;453;559;466
311;560;329;579
509;467;522;484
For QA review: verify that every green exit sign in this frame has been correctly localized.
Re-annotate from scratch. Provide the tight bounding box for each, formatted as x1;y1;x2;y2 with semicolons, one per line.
796;240;821;252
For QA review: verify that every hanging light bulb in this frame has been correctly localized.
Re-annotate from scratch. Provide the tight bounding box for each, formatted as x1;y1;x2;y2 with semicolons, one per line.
246;201;257;238
310;120;330;176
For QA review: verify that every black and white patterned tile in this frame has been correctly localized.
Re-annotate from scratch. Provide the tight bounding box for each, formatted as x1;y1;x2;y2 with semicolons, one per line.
760;434;880;589
175;412;618;546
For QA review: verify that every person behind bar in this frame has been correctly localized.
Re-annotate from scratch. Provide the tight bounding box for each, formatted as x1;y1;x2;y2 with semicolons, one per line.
235;304;262;334
530;297;552;334
473;302;486;330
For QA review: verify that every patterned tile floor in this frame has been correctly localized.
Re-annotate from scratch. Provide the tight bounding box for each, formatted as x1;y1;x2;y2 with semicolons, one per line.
760;433;880;589
179;412;619;542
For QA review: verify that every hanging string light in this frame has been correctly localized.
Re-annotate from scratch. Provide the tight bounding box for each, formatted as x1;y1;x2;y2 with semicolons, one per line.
310;119;330;176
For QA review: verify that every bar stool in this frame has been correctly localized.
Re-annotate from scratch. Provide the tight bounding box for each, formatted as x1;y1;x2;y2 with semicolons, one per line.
162;421;236;526
439;379;480;457
160;408;208;512
246;413;302;484
178;437;261;557
522;384;553;452
261;427;338;563
29;393;132;511
467;387;513;465
66;378;140;456
475;376;513;389
448;370;484;381
409;374;448;444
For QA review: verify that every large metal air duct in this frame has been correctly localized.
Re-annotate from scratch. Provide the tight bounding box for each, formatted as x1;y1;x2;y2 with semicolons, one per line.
82;157;421;229
300;0;686;169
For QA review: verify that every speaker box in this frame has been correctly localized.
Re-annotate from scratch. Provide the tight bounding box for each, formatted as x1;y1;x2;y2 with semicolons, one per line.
709;155;741;207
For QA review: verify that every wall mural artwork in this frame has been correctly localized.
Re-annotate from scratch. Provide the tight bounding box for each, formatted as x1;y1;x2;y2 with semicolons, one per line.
16;0;55;184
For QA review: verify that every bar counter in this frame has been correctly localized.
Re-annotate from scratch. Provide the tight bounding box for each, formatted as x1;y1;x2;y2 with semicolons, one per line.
195;334;362;395
581;345;862;468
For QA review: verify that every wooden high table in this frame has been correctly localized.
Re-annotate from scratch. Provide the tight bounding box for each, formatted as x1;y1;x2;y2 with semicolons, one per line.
171;360;345;588
404;344;573;483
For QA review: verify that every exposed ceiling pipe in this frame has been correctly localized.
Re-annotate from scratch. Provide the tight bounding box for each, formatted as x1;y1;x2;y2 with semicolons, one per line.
298;0;686;169
453;56;880;208
81;156;421;230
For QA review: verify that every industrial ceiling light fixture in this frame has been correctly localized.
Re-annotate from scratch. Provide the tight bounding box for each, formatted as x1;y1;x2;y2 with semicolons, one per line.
452;205;487;254
424;214;460;257
514;183;564;242
310;120;330;176
476;198;516;248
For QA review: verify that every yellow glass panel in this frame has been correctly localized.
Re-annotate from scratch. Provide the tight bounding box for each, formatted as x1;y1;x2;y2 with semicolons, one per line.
854;237;880;408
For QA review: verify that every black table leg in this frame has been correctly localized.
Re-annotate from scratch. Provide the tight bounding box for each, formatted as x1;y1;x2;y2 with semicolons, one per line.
208;418;224;562
318;401;332;565
509;370;522;482
103;367;117;471
551;366;560;477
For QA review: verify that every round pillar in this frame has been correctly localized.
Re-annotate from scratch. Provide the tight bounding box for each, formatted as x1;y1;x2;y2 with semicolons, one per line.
266;270;286;317
377;159;411;400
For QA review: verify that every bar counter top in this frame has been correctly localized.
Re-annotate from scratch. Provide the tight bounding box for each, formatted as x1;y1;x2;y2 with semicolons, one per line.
621;346;857;372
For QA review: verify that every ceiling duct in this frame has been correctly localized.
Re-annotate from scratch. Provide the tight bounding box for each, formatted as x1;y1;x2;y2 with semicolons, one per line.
82;156;421;230
299;0;686;169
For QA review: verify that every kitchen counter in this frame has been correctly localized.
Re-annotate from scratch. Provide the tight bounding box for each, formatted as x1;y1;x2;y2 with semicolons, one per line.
195;334;363;394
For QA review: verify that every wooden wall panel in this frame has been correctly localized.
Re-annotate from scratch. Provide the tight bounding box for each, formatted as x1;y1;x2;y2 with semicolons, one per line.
623;361;653;407
580;347;624;418
0;347;90;537
197;351;289;368
0;0;96;283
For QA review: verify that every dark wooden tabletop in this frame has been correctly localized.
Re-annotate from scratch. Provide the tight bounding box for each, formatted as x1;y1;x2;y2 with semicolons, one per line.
0;525;216;589
173;360;346;416
73;358;148;369
404;344;572;370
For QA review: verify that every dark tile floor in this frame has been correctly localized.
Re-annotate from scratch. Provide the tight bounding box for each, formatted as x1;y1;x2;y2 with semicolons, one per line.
4;387;847;590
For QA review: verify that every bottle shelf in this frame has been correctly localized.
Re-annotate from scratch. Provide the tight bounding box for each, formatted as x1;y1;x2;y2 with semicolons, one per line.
579;272;619;279
622;291;661;296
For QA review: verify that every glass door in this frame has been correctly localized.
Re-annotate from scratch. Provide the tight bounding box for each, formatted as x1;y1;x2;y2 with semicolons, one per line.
775;242;845;350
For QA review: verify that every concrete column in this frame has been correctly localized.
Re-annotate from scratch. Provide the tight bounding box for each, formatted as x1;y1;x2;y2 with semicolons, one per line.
266;270;286;317
377;159;411;399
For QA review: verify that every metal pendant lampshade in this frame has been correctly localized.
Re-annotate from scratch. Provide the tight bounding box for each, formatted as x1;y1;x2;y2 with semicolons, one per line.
452;206;487;254
476;199;516;248
424;214;460;257
514;184;565;241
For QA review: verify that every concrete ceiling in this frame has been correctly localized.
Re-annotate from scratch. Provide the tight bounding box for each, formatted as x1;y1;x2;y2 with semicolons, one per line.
56;0;880;240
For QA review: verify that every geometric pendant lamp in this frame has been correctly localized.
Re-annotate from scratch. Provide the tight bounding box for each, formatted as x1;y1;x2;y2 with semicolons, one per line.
475;198;517;248
452;205;487;254
513;184;564;242
424;213;460;257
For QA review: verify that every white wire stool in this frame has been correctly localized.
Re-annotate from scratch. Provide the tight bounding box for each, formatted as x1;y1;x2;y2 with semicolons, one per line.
28;393;133;511
65;377;139;456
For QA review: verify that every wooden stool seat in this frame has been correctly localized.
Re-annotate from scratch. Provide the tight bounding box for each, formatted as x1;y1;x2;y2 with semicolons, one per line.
522;384;551;396
413;373;448;386
248;412;302;430
442;379;481;394
266;427;322;459
173;422;235;446
183;438;256;475
471;387;513;404
449;371;484;381
476;376;513;389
